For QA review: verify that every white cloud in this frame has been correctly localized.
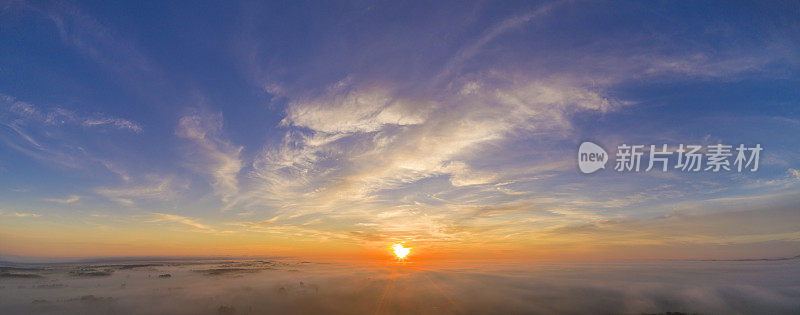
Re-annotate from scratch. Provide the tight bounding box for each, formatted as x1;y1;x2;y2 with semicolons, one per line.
238;75;623;236
99;160;131;182
0;95;144;176
146;213;216;233
45;195;80;204
1;94;143;132
285;78;615;191
442;161;497;187
226;2;793;246
30;1;157;80
82;117;142;133
95;175;179;206
177;110;243;206
789;168;800;180
282;86;429;134
434;2;560;84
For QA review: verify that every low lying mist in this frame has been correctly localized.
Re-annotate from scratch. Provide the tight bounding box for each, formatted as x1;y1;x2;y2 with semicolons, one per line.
1;258;799;314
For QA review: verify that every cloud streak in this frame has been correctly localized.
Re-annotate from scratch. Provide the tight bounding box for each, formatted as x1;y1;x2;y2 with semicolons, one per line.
1;94;142;133
44;195;80;204
146;213;216;233
95;175;180;206
177;109;243;207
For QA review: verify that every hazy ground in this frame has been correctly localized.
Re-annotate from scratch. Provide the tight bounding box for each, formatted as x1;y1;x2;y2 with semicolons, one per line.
1;258;799;314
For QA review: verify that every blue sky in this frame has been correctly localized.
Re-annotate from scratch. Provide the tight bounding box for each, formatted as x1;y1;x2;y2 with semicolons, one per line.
0;0;798;259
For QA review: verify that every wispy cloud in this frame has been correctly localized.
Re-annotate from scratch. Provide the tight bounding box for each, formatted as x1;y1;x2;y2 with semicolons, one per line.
44;195;80;204
146;213;217;233
219;0;800;250
434;2;561;84
95;175;180;206
214;0;800;247
228;73;627;244
81;117;142;133
789;168;800;180
177;109;243;207
18;1;157;80
2;94;142;133
99;160;131;182
269;78;618;192
9;212;41;218
0;94;142;170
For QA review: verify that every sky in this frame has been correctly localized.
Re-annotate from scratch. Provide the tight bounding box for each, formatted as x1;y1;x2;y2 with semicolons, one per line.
0;0;798;260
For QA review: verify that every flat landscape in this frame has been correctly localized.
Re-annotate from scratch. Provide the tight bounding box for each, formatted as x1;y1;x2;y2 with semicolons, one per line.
2;258;799;314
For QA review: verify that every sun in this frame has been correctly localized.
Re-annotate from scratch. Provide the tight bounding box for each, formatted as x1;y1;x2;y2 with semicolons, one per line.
391;243;411;260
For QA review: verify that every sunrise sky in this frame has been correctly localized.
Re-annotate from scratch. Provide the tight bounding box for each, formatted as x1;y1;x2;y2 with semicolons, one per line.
0;1;798;261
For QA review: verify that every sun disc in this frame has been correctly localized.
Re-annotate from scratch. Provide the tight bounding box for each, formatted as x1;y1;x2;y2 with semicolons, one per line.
391;243;411;259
